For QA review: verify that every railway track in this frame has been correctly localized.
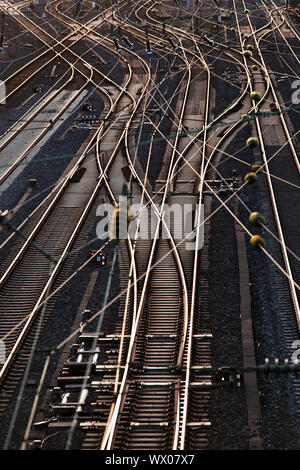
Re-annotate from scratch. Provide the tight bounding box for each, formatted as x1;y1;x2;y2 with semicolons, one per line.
24;0;255;449
0;0;299;451
39;0;263;450
0;0;152;436
237;0;300;420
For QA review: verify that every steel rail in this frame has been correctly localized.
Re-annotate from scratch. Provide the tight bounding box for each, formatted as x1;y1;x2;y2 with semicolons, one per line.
123;40;190;364
1;5;120;147
0;0;98;94
133;7;213;448
234;0;300;322
0;61;93;288
143;7;222;448
0;66;87;184
94;65;152;446
49;0;157;360
2;6;132;186
262;0;300;66
0;0;116;144
89;6;196;426
126;9;213;445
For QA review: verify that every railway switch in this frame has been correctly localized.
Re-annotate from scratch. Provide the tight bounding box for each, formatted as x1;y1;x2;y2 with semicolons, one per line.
215;367;244;388
146;38;152;55
166;36;179;51
244;172;257;184
89;250;107;265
